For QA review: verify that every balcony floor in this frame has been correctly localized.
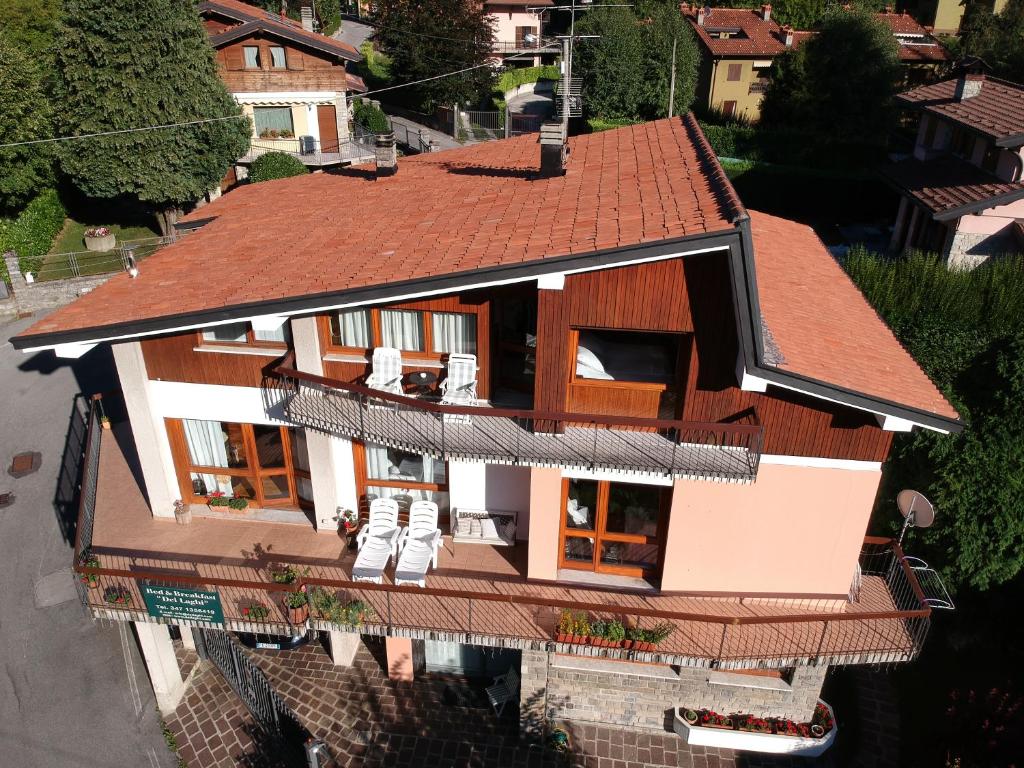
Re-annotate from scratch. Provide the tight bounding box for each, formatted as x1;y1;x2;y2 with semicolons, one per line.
89;428;920;667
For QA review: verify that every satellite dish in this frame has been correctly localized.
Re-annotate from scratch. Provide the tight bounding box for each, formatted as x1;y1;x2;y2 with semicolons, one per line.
896;489;935;544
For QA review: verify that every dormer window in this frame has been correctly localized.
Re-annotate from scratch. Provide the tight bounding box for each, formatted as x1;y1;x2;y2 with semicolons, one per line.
243;45;261;69
269;46;287;69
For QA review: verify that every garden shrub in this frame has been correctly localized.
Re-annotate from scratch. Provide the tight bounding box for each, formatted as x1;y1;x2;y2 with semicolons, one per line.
247;152;309;184
0;188;66;279
353;100;390;133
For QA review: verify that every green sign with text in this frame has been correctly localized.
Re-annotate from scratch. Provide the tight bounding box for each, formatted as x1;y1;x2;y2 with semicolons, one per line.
141;584;225;624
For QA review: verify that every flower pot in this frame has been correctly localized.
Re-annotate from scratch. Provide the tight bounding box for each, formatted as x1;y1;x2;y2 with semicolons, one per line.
622;639;634;650
639;641;655;652
682;709;699;726
810;724;825;738
703;718;734;731
86;579;100;590
174;505;193;525
287;603;309;624
84;233;116;252
556;633;570;643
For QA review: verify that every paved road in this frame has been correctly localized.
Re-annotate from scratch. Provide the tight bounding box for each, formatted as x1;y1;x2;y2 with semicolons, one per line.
0;314;173;767
332;17;374;51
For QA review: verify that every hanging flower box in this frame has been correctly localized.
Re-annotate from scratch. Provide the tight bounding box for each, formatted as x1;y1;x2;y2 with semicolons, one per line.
673;701;837;758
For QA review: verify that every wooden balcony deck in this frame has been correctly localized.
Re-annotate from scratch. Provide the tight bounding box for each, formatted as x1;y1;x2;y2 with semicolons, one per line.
80;427;930;670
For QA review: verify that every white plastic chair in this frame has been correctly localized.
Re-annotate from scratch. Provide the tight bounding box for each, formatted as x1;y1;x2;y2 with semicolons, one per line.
366;347;404;395
486;667;520;716
356;498;402;559
352;536;392;584
394;500;442;588
440;353;478;405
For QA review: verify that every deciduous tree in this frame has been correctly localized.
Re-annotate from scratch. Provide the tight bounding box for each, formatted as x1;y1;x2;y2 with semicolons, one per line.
54;0;251;234
960;0;1024;82
371;0;495;109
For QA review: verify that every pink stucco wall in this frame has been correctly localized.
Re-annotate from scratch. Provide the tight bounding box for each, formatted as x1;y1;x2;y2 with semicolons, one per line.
527;467;562;581
660;463;882;597
488;8;541;43
385;637;414;681
957;197;1024;235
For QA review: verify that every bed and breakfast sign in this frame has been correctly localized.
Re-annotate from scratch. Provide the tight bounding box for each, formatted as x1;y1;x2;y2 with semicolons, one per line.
141;584;225;624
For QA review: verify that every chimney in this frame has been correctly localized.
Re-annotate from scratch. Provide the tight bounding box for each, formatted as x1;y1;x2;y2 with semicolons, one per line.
300;6;314;32
539;122;566;178
781;24;794;47
954;72;984;101
884;4;894;13
374;132;397;178
696;5;706;25
761;4;771;22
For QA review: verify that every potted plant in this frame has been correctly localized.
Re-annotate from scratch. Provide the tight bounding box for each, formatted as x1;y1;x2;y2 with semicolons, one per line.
99;414;111;430
269;564;299;585
333;508;360;549
83;226;115;252
572;611;590;644
79;553;101;589
646;621;674;649
590;620;608;647
737;715;773;734
283;588;309;624
809;702;832;738
103;585;133;606
699;710;735;731
173;499;192;525
342;599;373;626
681;708;699;726
605;619;626;648
242;603;270;620
556;609;574;643
207;492;249;512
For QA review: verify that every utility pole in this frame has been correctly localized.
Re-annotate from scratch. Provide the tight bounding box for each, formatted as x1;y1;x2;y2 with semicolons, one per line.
668;36;677;118
560;36;572;135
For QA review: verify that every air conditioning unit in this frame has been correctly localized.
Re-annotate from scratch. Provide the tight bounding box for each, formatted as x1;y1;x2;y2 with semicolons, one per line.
298;135;316;155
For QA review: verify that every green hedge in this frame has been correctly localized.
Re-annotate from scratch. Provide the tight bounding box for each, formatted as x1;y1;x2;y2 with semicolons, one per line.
248;152;309;184
492;65;561;121
353;101;390;133
698;119;884;169
0;188;67;280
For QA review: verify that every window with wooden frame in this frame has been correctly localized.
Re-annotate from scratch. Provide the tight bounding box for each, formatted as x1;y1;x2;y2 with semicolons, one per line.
560;478;669;578
199;320;292;349
269;45;287;69
166;419;312;509
324;308;477;357
243;45;261;69
352;440;450;522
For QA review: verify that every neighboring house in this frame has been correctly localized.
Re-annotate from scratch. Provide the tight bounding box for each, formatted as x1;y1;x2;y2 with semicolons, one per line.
199;0;369;170
683;4;948;122
683;4;810;122
912;0;1009;34
12;117;959;736
883;67;1024;267
485;0;556;66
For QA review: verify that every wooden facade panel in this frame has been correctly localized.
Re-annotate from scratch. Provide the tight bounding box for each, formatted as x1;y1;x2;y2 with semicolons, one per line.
141;333;284;388
565;259;693;332
567;381;669;420
534;288;572;413
215;40;348;92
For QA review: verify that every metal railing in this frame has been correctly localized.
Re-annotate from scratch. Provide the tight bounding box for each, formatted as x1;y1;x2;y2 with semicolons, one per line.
749;80;770;95
388;120;434;153
265;358;763;483
492;39;559;53
32;235;178;282
241;132;376;167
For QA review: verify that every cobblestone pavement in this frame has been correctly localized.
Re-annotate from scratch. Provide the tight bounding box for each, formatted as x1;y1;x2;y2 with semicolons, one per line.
166;637;899;768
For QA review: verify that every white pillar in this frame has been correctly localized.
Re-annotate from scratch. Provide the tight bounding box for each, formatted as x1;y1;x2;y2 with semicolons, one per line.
327;630;361;666
179;625;197;650
888;197;909;252
112;342;180;518
135;621;186;715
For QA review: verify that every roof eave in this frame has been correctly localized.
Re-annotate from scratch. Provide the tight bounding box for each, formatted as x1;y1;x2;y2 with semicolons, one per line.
933;186;1024;221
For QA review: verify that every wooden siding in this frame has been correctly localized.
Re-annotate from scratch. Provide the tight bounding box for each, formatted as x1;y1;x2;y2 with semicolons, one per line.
141;332;286;388
216;38;349;92
319;291;492;399
535;254;895;462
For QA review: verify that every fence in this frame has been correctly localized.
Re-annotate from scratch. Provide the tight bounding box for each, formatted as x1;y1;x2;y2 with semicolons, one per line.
242;132;376;167
194;628;311;762
31;235;176;283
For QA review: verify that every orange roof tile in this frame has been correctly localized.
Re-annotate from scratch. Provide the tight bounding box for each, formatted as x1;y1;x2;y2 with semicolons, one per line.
873;11;950;63
749;210;958;420
200;0;360;60
20;117;738;339
682;6;806;57
897;76;1024;146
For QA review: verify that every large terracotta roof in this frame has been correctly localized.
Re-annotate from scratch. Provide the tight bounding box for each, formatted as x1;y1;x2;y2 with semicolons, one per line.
880;155;1024;220
897;77;1024;146
19;116;738;340
682;6;804;57
200;0;360;61
749;210;958;421
873;12;950;63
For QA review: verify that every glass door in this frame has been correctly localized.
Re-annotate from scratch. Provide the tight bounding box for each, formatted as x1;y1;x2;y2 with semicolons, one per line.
560;478;667;578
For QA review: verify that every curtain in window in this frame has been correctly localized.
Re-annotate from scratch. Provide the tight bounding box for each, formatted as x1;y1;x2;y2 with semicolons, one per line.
184;419;232;495
367;486;450;515
365;443;443;484
431;312;477;355
253;107;294;135
269;46;287;68
381;310;424;351
203;322;247;342
243;46;260;68
333;309;371;347
254;322;290;344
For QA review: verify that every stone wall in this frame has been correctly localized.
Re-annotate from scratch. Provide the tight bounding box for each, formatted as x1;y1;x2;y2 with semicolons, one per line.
2;252;114;316
946;230;1017;270
535;654;827;731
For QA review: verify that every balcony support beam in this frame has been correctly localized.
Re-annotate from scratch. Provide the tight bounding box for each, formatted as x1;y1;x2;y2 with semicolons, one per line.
385;637;415;681
328;630;361;666
134;621;186;715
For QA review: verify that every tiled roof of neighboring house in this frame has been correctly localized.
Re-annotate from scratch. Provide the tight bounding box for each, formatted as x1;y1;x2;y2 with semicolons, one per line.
897;77;1024;146
749;210;958;420
879;154;1024;220
873;11;951;62
681;6;807;57
200;0;360;61
18;116;739;339
484;0;554;6
346;73;367;93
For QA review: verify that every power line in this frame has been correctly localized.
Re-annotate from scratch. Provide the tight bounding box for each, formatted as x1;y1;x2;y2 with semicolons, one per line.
0;115;248;150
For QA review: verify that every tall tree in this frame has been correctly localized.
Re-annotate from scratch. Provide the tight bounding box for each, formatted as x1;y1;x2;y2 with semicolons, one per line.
760;7;900;145
371;0;495;109
1;0;62;62
0;32;53;215
574;0;699;122
960;0;1024;82
54;0;251;233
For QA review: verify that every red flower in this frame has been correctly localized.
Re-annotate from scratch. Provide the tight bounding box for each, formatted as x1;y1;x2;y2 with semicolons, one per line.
209;491;225;498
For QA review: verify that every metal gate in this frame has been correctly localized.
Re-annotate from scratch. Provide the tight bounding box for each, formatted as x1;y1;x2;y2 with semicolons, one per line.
194;628;310;763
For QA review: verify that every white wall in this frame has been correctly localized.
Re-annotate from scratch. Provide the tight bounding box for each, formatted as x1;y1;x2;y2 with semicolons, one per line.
448;461;532;540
